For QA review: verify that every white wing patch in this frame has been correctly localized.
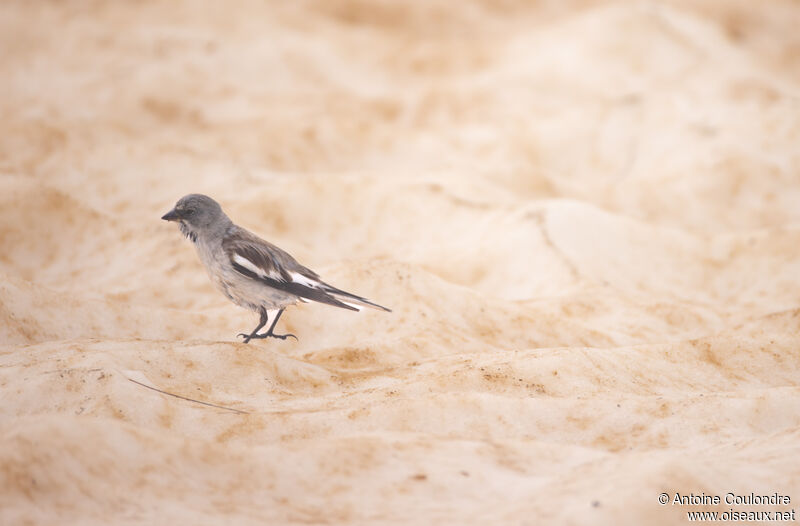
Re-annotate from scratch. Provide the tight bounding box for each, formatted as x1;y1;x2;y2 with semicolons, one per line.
233;253;283;281
289;271;320;288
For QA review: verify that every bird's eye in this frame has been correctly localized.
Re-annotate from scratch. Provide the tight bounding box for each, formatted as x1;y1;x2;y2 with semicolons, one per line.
185;209;195;216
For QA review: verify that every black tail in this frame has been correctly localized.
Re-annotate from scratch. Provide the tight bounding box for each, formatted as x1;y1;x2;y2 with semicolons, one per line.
321;284;392;312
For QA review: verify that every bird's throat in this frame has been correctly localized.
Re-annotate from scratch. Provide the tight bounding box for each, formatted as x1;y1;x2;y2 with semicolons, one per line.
179;222;198;243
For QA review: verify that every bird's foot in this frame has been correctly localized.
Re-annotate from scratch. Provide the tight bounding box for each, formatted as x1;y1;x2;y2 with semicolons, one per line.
237;331;297;343
274;332;298;341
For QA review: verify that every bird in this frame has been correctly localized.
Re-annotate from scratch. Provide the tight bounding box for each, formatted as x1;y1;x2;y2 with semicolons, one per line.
161;194;390;343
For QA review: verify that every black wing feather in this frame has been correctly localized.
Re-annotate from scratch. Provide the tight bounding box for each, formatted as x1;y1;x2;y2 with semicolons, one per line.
231;261;359;311
224;227;388;312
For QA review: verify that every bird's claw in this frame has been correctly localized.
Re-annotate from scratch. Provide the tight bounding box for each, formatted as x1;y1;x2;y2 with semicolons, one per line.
236;332;297;342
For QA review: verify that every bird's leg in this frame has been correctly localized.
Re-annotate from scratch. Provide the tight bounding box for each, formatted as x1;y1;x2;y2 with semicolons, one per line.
237;308;268;344
237;308;297;342
258;308;297;341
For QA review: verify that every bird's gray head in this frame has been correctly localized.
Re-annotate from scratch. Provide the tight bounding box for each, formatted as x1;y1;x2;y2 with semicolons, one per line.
161;194;229;242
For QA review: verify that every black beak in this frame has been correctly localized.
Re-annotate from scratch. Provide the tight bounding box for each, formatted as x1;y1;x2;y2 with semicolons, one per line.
161;208;181;221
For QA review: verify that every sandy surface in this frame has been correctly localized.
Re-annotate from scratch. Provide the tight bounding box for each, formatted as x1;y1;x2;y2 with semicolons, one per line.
2;1;800;524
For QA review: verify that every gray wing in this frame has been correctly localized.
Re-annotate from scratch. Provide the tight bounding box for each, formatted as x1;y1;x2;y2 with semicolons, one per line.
222;228;361;311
